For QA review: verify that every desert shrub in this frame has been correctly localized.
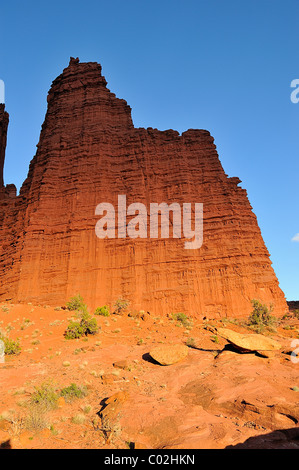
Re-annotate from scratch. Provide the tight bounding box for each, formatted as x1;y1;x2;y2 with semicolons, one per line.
25;405;49;431
82;405;92;414
80;312;98;335
30;381;59;410
113;298;130;315
60;383;88;402
283;325;294;330
172;312;190;327
50;425;59;435
71;414;86;425
247;299;276;332
64;320;85;340
66;294;88;314
94;305;110;317
64;312;98;340
0;335;21;355
211;335;219;344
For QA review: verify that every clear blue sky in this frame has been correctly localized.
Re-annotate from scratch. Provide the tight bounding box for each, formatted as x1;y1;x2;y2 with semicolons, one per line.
0;0;298;300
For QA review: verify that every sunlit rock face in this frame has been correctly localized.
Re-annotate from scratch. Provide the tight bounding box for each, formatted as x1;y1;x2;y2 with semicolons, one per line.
0;59;288;318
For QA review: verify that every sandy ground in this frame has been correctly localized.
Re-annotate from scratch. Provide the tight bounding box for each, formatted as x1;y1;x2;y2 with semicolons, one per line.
0;301;298;449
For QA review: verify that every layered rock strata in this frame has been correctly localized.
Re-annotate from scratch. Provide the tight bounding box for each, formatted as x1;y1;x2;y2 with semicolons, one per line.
0;58;288;317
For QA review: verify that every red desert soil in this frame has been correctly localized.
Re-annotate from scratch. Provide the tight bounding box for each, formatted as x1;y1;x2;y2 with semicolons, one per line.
0;302;299;449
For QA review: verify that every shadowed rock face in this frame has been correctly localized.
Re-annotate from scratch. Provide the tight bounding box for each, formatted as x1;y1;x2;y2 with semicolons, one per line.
0;104;9;188
0;58;288;317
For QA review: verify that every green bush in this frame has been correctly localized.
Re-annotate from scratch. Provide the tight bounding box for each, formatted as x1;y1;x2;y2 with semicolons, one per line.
211;335;219;344
0;335;21;355
64;320;86;340
66;294;88;314
30;381;88;412
172;312;190;327
80;313;98;335
247;299;275;332
60;383;88;402
94;305;110;317
113;298;130;315
64;311;99;340
30;381;59;410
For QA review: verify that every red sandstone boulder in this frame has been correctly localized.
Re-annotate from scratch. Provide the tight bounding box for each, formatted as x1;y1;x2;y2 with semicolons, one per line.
149;344;189;365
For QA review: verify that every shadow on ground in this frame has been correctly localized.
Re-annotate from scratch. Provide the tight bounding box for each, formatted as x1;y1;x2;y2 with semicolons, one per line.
226;427;299;449
0;440;11;449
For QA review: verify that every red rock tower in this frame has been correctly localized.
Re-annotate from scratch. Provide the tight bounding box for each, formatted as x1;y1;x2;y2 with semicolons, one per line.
0;104;9;188
0;58;288;318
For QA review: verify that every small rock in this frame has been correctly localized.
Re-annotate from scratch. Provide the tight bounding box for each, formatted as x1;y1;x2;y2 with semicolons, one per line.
113;360;129;370
105;390;129;406
100;390;129;437
101;373;119;385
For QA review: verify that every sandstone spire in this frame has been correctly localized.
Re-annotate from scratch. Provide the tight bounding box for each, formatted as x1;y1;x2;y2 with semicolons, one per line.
0;59;288;318
0;104;9;188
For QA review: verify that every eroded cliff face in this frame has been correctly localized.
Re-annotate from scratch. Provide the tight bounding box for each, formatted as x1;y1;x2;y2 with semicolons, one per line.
0;58;288;317
0;104;9;188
